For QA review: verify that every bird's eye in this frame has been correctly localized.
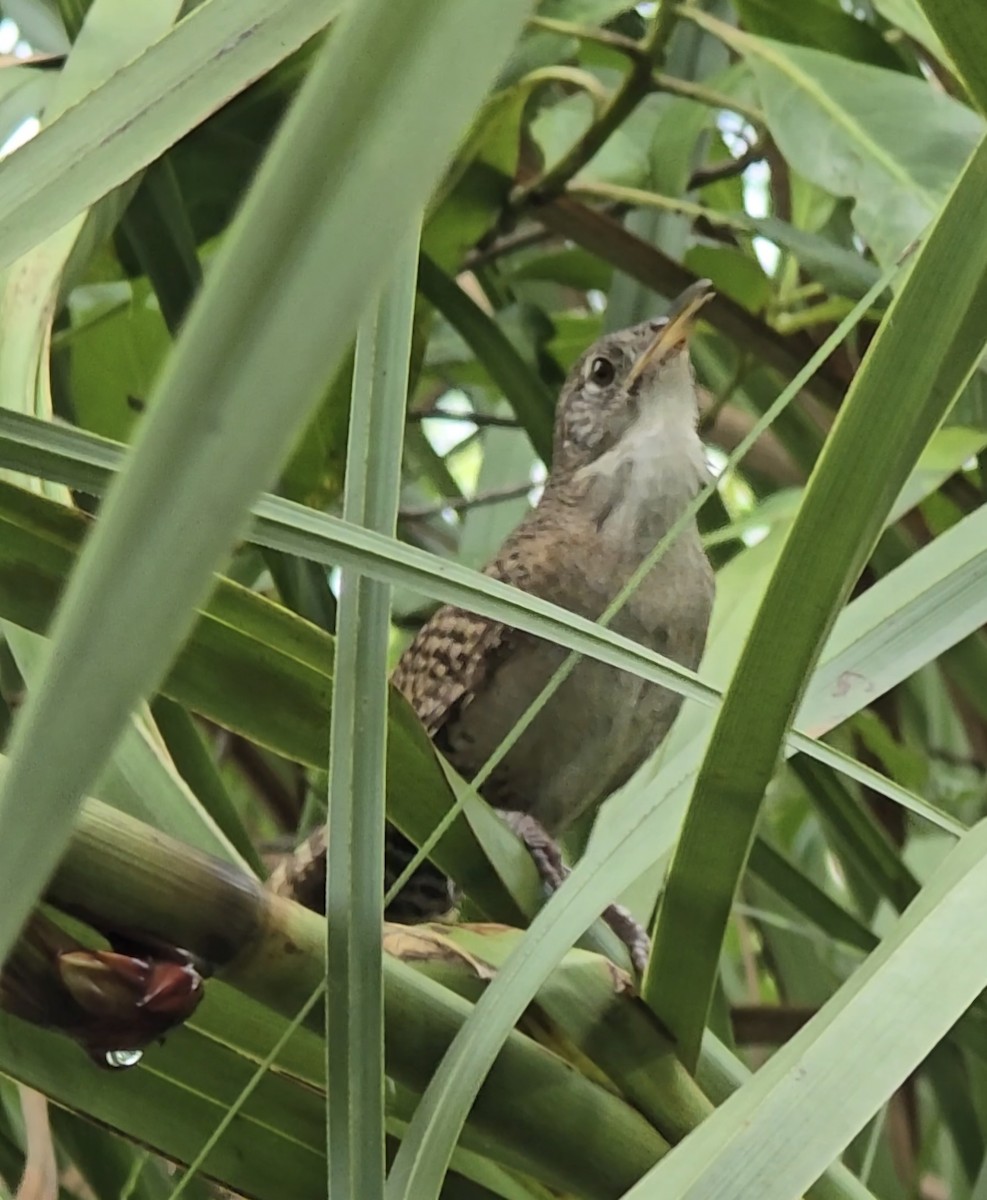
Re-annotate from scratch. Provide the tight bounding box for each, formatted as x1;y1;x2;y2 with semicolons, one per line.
588;356;615;386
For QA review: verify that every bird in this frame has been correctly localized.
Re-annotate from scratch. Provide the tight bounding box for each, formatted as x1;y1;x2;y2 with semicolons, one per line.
269;279;716;971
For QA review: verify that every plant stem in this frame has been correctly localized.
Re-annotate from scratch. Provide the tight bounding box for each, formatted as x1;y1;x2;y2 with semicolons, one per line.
523;66;611;113
569;179;756;233
39;797;673;1198
512;0;685;205
399;481;534;521
527;16;642;58
651;73;763;126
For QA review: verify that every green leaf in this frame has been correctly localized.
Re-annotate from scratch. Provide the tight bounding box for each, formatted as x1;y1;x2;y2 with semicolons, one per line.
66;279;170;443
326;226;419;1198
647;125;987;1068
531;92;650;187
418;256;555;463
735;0;904;69
916;0;987;116
800;502;987;737
423;86;526;271
0;1005;327;1200
689;12;985;263
536;1;640;21
0;0;533;967
0;68;55;144
749;215;882;299
623;817;987;1200
871;0;949;66
0;0;343;273
117;157;202;335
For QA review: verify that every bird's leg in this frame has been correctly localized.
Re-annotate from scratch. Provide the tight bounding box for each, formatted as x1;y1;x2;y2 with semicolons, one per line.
383;826;459;922
498;810;651;974
267;824;457;922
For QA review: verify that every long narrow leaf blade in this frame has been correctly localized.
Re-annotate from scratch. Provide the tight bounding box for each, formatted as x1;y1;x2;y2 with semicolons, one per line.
624;817;987;1200
0;0;341;269
647;132;987;1067
326;226;418;1199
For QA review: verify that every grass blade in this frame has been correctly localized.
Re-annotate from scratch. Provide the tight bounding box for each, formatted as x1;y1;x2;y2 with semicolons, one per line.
0;0;342;271
0;429;978;831
917;0;987;116
623;818;987;1200
326;226;419;1199
647;132;987;1067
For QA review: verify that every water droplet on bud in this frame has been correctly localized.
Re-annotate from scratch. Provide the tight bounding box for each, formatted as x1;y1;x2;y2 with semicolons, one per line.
104;1048;143;1070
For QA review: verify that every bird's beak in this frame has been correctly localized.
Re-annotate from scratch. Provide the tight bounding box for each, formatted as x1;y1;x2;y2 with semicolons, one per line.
626;279;715;386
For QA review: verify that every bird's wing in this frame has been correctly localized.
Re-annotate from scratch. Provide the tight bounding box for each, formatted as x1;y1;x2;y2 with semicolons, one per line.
392;507;588;738
390;591;517;738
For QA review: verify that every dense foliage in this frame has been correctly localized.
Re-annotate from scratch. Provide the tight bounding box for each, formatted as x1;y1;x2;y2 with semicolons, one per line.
0;1;986;1198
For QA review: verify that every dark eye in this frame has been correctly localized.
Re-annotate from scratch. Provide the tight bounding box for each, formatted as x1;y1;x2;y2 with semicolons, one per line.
589;356;615;386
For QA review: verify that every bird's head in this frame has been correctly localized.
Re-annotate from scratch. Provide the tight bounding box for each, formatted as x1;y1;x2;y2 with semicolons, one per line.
551;279;714;479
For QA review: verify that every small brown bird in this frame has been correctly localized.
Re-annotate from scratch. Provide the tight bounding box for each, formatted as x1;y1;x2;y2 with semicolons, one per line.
271;280;716;969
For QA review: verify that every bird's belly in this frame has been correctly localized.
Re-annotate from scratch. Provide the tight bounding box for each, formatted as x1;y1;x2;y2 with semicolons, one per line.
441;534;713;835
443;642;684;836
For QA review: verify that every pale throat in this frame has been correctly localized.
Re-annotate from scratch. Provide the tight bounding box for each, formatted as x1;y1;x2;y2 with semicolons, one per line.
576;364;709;554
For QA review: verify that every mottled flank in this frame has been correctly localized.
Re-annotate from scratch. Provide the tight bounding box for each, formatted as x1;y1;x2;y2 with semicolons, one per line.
270;299;715;959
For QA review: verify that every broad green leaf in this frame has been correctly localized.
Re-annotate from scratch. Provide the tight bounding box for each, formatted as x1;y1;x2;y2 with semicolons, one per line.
749;215;882;299
66;280;170;443
688;11;985;263
531;92;651;187
508;248;611;293
423;85;527;271
735;0;903;69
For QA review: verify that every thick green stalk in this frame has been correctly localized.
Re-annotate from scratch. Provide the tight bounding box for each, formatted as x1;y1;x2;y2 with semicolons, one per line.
38;797;667;1199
